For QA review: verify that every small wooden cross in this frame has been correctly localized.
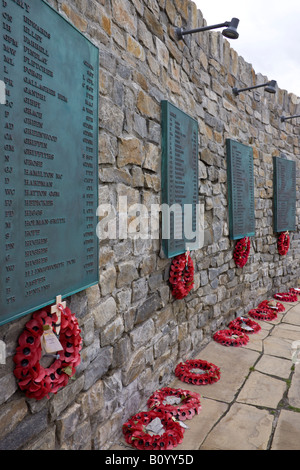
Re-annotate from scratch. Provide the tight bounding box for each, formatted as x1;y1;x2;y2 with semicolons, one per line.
51;295;66;337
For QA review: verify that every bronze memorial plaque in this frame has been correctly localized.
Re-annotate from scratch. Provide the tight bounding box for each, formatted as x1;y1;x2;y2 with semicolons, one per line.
0;0;99;325
226;139;255;240
161;101;199;258
273;156;296;232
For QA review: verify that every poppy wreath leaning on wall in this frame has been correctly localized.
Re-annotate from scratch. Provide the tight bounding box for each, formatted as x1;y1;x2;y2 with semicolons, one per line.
147;387;201;421
248;308;277;321
273;292;298;302
122;410;184;450
175;359;221;385
228;316;261;334
277;231;290;256
13;306;82;400
213;329;249;347
258;300;285;312
169;253;194;300
233;237;250;268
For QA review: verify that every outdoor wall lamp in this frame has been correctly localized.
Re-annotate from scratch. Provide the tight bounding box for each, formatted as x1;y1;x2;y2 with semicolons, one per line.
280;114;300;122
175;17;239;41
232;80;277;96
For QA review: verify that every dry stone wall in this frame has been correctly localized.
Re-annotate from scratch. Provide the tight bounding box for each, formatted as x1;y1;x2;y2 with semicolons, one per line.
0;0;300;450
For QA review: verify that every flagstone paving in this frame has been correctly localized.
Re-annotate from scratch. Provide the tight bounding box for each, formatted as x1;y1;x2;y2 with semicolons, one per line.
112;299;300;451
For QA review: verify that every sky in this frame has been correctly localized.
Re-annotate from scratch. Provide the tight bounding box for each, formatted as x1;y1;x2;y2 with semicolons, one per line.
193;0;300;99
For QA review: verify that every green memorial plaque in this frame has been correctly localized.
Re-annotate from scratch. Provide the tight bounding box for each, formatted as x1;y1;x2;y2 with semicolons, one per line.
161;101;199;258
273;157;296;232
0;0;99;325
226;139;255;240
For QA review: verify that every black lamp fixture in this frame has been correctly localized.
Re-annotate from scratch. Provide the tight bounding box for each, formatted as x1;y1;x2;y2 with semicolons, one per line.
175;17;239;41
280;114;300;122
232;80;277;96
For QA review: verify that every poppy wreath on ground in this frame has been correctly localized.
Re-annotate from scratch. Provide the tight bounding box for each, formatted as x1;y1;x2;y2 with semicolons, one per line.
169;253;194;300
258;300;285;312
248;308;277;321
228;316;261;334
122;410;184;450
289;288;300;296
273;292;298;302
147;387;201;421
175;359;221;385
213;329;249;347
13;306;82;400
277;231;290;256
233;237;250;268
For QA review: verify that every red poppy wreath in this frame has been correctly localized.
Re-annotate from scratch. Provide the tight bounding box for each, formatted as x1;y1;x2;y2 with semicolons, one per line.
258;300;285;312
248;308;277;321
169;253;194;300
228;316;261;334
213;329;249;347
273;292;298;302
277;231;290;256
233;237;250;268
13;306;82;400
175;359;221;385
147;387;201;421
122;410;184;450
289;288;300;296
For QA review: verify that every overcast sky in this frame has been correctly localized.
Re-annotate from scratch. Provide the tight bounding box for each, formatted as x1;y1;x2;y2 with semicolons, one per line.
193;0;300;99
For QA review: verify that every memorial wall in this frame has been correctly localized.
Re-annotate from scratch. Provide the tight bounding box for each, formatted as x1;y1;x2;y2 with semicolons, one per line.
0;0;299;450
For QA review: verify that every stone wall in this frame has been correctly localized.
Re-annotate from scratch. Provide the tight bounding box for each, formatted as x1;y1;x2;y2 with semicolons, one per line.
0;0;300;450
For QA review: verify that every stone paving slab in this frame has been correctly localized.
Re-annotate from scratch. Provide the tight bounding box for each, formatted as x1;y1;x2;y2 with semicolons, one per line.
236;370;287;408
200;403;274;450
263;336;294;360
271;410;300;450
288;362;300;409
255;354;292;379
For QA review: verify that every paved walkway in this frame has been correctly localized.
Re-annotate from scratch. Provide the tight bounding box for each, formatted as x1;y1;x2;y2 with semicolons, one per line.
113;299;300;450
